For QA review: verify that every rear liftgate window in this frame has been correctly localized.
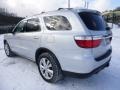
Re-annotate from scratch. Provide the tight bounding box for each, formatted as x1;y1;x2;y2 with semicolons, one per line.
79;12;106;31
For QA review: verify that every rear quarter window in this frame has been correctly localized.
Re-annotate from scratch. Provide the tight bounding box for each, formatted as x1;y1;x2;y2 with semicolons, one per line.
79;12;106;31
44;16;72;30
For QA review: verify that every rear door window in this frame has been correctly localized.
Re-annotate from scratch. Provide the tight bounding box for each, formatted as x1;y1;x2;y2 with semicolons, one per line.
26;18;41;32
79;12;106;31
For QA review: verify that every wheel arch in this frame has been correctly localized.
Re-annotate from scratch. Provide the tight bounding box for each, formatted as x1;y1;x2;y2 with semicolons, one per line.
35;47;62;70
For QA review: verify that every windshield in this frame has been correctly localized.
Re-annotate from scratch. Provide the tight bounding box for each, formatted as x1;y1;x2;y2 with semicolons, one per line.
79;12;106;31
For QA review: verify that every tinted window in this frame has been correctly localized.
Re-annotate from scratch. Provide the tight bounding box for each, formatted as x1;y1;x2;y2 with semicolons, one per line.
26;18;40;32
79;12;106;30
44;16;72;30
14;21;26;33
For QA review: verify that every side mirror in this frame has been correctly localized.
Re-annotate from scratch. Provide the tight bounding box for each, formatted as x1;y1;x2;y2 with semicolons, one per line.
11;30;15;35
106;27;111;31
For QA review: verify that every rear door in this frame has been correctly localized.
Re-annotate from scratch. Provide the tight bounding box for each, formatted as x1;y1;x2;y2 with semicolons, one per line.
79;12;112;60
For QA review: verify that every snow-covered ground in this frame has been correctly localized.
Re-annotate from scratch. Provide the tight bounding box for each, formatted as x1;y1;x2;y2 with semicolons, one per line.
0;27;120;90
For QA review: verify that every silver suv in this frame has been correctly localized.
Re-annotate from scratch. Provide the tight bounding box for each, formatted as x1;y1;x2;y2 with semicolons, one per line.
4;8;112;83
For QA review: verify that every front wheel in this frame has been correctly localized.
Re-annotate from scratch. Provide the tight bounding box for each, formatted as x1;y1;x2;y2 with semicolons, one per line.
4;42;15;57
37;52;63;83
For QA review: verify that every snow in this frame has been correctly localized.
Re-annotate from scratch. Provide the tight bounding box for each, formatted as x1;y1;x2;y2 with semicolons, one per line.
107;23;119;29
0;35;3;50
0;27;120;90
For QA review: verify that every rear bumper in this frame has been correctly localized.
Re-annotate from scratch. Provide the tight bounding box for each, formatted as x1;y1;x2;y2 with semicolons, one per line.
63;59;111;78
58;48;112;74
95;49;112;61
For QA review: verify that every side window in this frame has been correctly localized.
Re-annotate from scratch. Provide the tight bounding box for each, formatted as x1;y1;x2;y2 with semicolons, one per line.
14;21;26;33
44;16;72;30
26;18;41;32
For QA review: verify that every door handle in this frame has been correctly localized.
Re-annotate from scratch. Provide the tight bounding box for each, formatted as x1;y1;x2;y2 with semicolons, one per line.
17;36;22;39
33;36;39;39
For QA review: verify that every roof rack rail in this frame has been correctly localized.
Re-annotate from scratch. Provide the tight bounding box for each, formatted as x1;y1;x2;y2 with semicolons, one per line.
58;8;64;10
32;12;45;16
41;12;45;14
58;8;73;10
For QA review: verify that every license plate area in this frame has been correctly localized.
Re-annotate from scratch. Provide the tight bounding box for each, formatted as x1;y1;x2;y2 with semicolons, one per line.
105;38;111;45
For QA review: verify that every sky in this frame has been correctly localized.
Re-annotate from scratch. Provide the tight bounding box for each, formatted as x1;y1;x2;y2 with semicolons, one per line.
0;0;120;17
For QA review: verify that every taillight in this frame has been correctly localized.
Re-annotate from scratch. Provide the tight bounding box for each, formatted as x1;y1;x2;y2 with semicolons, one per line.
74;36;102;48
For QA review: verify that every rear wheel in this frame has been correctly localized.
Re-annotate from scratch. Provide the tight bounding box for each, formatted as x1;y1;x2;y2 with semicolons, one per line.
37;52;63;83
4;42;15;57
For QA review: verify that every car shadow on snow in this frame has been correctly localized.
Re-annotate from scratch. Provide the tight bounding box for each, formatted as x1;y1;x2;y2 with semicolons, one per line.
55;67;120;90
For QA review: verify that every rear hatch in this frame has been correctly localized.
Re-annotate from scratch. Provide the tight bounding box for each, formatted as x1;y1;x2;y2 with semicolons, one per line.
78;11;112;61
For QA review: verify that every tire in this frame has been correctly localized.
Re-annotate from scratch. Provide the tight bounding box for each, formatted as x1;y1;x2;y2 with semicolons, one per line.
4;41;15;57
37;52;63;83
